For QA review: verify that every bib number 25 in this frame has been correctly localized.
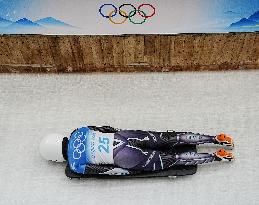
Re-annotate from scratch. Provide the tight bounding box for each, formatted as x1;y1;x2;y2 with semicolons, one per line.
98;136;109;153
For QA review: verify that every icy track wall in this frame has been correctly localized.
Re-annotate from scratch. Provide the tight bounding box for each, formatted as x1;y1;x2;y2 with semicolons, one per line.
0;33;258;73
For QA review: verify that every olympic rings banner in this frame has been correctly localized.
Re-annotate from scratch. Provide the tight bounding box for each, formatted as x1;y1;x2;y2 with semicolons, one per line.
99;3;156;25
0;0;258;34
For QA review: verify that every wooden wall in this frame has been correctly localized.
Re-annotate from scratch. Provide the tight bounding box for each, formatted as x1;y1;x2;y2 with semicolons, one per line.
0;33;258;73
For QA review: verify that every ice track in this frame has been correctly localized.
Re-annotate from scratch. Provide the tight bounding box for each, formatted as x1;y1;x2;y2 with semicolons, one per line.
0;71;259;205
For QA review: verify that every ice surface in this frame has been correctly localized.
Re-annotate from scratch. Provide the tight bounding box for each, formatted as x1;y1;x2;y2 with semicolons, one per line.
0;71;259;205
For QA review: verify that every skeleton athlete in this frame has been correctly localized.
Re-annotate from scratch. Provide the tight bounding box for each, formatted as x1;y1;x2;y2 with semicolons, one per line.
40;126;234;175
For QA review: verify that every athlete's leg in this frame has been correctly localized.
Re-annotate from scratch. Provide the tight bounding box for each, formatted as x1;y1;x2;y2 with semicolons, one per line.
116;130;234;149
114;135;234;172
159;148;234;169
172;132;234;148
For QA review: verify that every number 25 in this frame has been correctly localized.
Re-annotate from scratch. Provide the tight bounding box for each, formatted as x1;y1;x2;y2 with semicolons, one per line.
98;137;109;153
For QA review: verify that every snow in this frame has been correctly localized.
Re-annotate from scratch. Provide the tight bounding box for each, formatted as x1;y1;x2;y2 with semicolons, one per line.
0;71;259;205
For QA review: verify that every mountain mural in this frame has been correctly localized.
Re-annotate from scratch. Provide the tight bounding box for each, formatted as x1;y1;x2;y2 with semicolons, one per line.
229;11;259;30
0;17;13;27
248;11;259;22
10;18;41;27
229;18;258;27
35;17;72;27
0;16;76;34
1;17;42;34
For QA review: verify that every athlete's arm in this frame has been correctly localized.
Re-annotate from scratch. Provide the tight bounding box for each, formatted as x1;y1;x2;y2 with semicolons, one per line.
84;164;139;175
88;126;120;133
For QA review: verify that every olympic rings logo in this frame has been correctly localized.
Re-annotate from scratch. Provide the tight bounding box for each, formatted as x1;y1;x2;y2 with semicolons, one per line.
99;3;156;25
72;131;86;160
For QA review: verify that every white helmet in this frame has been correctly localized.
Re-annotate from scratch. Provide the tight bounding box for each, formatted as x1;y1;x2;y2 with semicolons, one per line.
39;133;66;162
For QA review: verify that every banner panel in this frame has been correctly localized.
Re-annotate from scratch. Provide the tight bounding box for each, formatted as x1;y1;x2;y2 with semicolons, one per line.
0;0;259;34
